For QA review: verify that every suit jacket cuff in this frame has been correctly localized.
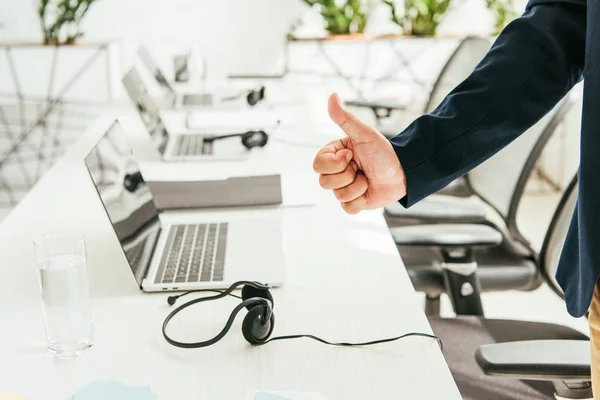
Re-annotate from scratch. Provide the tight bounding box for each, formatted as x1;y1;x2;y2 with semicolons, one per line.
392;138;447;208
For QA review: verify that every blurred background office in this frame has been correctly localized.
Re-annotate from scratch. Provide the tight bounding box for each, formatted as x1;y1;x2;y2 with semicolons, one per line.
0;0;584;332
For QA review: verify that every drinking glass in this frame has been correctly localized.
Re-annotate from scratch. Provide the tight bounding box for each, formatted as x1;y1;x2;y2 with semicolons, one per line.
33;231;93;359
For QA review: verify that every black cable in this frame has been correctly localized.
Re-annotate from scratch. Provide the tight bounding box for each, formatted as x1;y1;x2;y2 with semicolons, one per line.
167;289;241;306
264;332;443;351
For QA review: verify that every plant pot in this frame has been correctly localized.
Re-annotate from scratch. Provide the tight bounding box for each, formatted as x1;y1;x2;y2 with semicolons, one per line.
42;40;80;46
325;33;369;41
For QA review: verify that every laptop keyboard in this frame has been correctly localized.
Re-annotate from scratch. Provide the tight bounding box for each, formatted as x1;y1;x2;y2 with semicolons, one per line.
125;239;147;268
155;223;228;284
173;135;213;156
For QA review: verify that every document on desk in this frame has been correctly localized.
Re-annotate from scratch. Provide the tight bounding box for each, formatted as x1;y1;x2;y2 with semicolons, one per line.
0;394;27;400
69;380;156;400
245;391;327;400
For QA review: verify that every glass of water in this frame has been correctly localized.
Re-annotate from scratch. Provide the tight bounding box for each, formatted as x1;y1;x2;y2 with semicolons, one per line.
33;231;93;359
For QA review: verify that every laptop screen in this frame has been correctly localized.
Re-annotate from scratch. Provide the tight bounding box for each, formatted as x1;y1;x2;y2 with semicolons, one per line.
85;121;161;287
122;67;169;155
137;46;175;94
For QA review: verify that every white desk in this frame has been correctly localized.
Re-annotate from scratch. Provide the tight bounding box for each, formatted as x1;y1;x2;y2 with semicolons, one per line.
0;102;460;399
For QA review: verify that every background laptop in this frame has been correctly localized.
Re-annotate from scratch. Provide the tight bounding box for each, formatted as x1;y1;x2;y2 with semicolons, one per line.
137;45;213;107
122;67;255;161
84;120;285;291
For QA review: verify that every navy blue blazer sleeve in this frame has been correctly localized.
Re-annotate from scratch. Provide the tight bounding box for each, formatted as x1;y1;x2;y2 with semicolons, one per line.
390;0;586;207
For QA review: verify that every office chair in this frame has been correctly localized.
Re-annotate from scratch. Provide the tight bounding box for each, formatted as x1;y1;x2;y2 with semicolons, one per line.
347;36;492;197
389;95;579;315
428;176;592;400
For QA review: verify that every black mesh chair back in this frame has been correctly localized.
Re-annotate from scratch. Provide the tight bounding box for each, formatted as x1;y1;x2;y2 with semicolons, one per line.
540;175;579;297
466;95;576;246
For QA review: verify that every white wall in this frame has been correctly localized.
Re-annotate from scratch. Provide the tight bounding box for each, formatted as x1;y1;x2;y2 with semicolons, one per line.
0;0;306;78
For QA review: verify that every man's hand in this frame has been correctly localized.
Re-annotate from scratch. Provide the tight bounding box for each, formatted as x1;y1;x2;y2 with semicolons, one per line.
313;93;407;214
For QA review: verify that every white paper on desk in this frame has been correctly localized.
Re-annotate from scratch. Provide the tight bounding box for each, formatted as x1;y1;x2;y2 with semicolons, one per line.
245;390;327;400
186;109;282;130
281;173;320;207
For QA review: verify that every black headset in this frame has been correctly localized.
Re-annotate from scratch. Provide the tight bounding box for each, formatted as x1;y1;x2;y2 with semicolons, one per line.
162;281;443;350
203;130;269;150
221;86;266;107
163;281;275;347
246;86;266;107
124;171;144;192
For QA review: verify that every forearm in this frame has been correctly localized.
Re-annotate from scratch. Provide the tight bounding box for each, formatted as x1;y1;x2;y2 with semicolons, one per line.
391;0;586;207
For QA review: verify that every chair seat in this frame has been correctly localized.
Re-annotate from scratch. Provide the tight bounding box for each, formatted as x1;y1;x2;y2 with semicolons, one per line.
429;316;589;400
385;195;487;224
399;243;539;294
390;224;503;248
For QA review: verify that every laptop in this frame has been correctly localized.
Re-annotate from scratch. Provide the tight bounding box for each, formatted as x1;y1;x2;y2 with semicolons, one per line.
137;46;270;109
122;67;258;161
137;45;213;108
84;120;285;291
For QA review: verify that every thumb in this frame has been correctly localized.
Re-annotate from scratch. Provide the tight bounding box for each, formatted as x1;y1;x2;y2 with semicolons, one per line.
328;93;381;144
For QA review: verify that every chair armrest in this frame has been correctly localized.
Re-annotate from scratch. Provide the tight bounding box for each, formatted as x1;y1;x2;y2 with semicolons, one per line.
390;224;502;248
475;340;590;381
345;99;407;120
345;99;407;110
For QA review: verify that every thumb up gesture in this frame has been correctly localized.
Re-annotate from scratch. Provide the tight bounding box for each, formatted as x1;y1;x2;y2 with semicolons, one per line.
313;94;407;214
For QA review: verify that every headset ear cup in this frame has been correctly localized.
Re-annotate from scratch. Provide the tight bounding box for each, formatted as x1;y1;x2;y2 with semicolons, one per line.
247;91;259;106
242;131;269;149
242;305;275;345
241;131;268;149
241;285;274;309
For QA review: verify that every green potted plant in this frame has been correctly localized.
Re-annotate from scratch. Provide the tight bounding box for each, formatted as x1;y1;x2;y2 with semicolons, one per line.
38;0;99;45
486;0;517;34
384;0;516;37
299;0;375;37
383;0;452;36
